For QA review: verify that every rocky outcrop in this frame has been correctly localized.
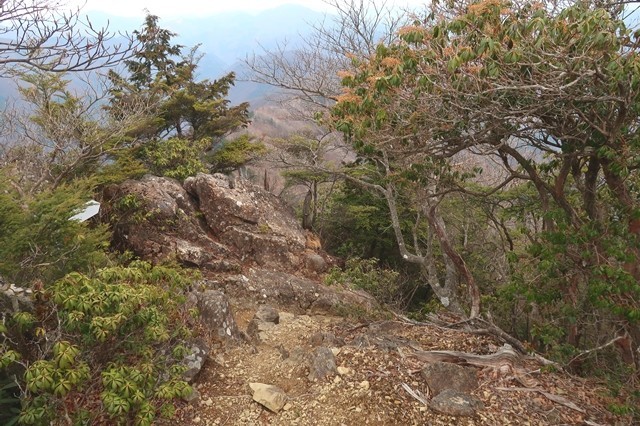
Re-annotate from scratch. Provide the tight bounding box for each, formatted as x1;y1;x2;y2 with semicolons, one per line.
103;175;234;271
184;173;306;270
104;173;327;273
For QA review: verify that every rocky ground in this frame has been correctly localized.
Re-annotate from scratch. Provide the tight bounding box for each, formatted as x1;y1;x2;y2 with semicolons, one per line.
173;299;631;426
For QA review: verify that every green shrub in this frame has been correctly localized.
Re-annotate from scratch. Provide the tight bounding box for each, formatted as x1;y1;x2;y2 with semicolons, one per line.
326;257;401;306
1;261;199;425
0;375;20;426
208;134;267;173
0;179;109;286
143;137;210;181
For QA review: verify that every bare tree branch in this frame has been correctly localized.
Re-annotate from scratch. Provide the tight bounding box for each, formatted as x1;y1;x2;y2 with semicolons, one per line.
0;0;136;73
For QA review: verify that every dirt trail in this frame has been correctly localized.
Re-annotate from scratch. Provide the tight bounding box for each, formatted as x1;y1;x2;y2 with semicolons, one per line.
173;300;629;426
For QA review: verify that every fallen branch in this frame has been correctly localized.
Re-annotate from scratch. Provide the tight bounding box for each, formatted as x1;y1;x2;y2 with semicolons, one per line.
495;387;586;414
409;344;540;387
401;382;429;405
466;318;529;354
393;312;561;369
410;343;520;368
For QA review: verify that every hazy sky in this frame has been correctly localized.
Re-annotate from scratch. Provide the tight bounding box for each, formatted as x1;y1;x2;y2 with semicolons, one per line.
69;0;427;18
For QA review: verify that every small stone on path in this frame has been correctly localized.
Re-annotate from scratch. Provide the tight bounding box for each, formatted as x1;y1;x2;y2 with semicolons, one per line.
249;382;288;412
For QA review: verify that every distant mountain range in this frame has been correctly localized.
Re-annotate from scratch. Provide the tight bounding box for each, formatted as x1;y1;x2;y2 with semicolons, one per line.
0;4;328;108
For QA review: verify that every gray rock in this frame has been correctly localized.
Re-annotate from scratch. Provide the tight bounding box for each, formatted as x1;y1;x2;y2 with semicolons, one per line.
421;361;478;396
246;318;276;342
429;389;484;417
309;332;344;348
308;347;337;381
249;383;288;412
197;290;242;341
182;340;209;383
304;253;328;273
0;278;33;313
255;305;279;324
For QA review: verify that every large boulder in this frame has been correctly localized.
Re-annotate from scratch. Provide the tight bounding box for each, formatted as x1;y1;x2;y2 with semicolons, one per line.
104;173;312;272
184;173;306;270
103;175;234;270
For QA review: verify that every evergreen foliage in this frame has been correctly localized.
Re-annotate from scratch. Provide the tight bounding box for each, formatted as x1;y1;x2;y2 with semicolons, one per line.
1;262;198;425
107;14;258;180
0;177;109;286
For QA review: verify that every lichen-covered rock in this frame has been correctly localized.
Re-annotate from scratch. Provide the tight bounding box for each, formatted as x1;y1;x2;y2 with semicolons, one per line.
105;173;311;271
184;173;306;270
421;362;478;396
103;175;234;270
308;347;337;381
429;389;484;417
196;290;242;341
181;339;210;383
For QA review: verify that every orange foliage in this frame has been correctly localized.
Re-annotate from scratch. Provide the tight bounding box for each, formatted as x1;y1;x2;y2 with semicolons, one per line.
380;57;401;69
335;92;361;104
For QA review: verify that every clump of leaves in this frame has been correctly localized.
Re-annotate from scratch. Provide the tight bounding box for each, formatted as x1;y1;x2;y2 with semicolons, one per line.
1;261;199;425
326;257;401;306
0;177;109;286
208;134;267;173
0;375;20;426
143;137;210;181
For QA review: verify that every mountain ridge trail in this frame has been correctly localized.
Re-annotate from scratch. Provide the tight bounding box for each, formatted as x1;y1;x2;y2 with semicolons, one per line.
174;299;628;426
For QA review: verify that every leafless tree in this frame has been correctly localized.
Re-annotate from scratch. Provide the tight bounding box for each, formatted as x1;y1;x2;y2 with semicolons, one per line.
244;0;408;114
0;0;136;74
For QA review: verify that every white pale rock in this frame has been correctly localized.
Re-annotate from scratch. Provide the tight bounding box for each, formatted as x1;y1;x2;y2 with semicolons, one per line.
249;383;288;412
337;366;352;376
